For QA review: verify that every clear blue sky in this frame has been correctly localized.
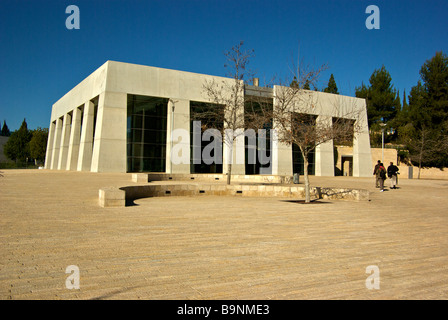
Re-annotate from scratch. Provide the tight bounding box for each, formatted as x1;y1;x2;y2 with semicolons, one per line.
1;0;447;131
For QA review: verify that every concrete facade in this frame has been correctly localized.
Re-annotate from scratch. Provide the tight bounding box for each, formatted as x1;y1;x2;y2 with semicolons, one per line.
44;61;372;177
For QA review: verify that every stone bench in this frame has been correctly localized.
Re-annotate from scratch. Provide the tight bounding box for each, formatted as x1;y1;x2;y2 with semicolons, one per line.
99;187;126;207
131;173;293;184
99;183;369;207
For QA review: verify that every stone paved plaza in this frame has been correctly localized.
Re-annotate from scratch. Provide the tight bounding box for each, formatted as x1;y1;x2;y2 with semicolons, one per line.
1;169;447;299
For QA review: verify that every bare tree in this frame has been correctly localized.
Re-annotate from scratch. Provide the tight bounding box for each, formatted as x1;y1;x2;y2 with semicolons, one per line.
196;41;255;184
402;124;448;179
265;62;364;203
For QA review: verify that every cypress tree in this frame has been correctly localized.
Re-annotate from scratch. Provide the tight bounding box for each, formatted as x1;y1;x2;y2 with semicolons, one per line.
290;76;299;88
303;80;311;90
355;65;399;128
402;89;408;111
1;120;10;136
419;51;448;126
324;74;339;94
4;119;32;162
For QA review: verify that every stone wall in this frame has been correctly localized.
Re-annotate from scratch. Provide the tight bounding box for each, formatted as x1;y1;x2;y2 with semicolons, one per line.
335;146;399;176
397;166;448;180
132;173;294;184
99;183;369;207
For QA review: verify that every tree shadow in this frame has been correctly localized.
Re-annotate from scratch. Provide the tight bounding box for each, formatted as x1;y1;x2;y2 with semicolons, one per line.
281;199;332;204
89;285;144;300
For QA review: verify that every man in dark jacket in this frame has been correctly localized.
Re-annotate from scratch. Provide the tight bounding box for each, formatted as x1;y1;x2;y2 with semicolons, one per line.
387;162;399;189
378;163;387;192
373;160;381;188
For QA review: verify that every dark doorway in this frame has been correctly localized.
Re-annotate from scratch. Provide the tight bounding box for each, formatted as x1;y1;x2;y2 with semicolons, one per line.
341;155;353;176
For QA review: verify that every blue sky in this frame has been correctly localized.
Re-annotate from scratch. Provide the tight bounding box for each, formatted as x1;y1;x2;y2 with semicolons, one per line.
0;0;447;131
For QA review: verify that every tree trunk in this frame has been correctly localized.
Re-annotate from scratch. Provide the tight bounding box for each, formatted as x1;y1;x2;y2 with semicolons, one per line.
303;156;311;203
418;133;425;180
418;162;422;180
227;163;232;185
418;151;423;179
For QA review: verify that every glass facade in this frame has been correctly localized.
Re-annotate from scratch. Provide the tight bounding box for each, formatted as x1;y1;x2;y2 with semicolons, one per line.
190;101;223;174
244;97;273;175
291;113;317;175
332;117;355;146
292;144;315;175
127;94;168;172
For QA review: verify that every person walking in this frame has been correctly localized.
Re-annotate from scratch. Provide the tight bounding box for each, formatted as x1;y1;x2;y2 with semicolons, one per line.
378;162;387;192
373;160;381;188
387;162;399;189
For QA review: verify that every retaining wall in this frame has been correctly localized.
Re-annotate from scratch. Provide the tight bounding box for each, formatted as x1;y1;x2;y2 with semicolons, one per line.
132;173;294;184
99;183;369;207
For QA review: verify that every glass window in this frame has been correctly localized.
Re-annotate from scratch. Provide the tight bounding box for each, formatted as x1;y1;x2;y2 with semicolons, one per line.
190;101;223;174
127;95;168;172
244;96;273;174
291;113;317;175
292;144;315;175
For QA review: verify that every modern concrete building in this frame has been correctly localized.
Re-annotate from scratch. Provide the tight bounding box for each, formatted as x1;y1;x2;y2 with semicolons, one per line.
44;61;372;177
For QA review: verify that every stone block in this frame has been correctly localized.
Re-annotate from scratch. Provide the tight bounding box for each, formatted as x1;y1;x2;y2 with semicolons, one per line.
356;189;370;201
131;173;148;183
99;187;125;207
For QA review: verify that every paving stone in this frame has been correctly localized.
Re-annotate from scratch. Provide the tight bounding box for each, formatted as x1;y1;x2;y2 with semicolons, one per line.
0;170;447;299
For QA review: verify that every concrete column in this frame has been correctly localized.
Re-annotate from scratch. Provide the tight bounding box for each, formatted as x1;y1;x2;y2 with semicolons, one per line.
353;104;372;177
50;117;63;170
272;89;292;176
166;99;190;174
77;100;95;171
223;93;245;175
314;115;335;176
353;129;372;177
57;113;72;170
90;91;127;172
272;140;292;176
66;107;82;170
233;130;246;175
223;129;245;175
44;121;55;169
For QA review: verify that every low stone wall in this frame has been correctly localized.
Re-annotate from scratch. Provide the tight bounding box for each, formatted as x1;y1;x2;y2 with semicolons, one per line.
316;187;369;202
99;183;369;207
132;173;294;184
398;166;448;180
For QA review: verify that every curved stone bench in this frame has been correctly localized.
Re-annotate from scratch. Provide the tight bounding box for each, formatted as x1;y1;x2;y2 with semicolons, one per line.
99;183;369;207
131;173;293;184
